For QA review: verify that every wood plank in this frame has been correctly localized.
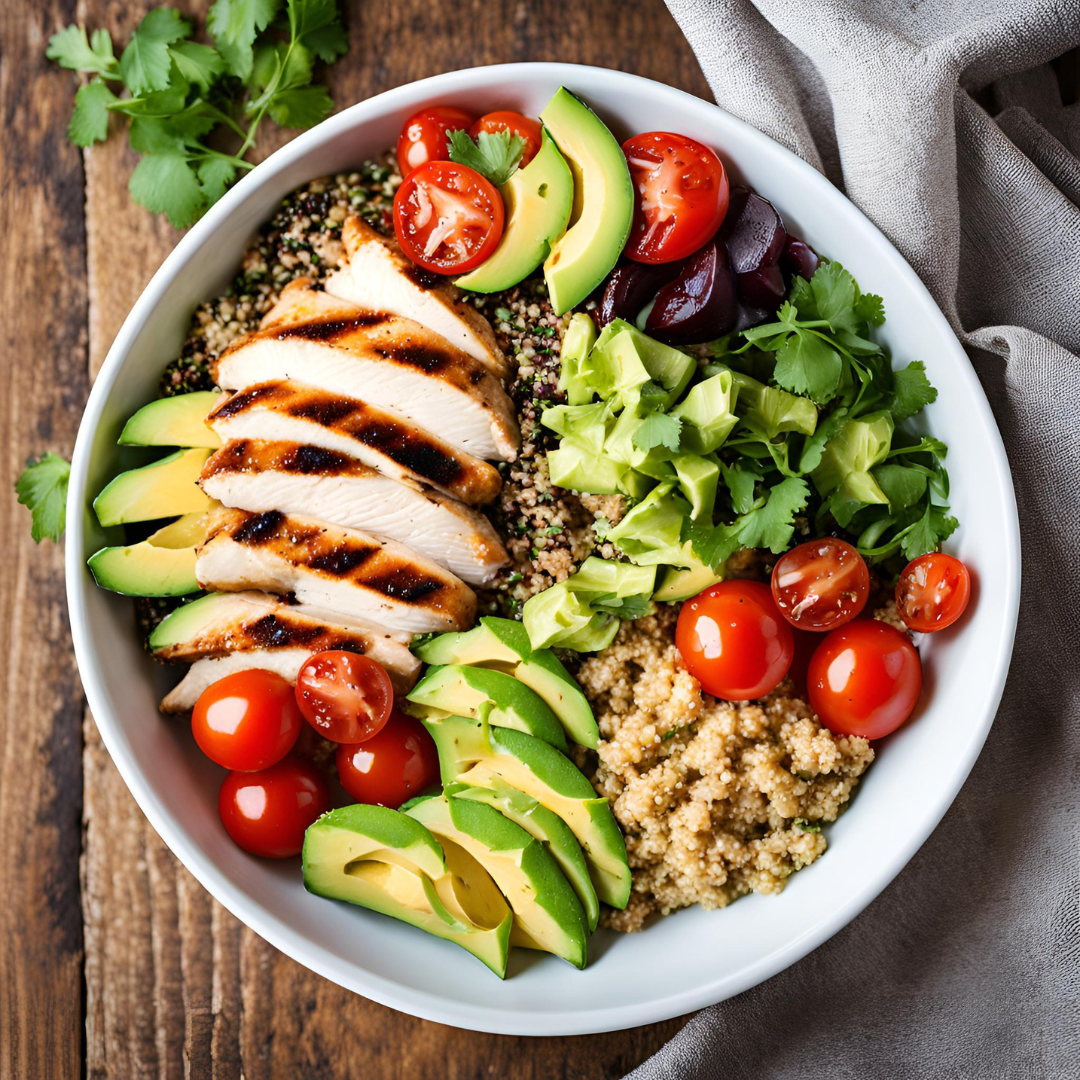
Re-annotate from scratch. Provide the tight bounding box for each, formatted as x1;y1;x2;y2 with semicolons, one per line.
77;1;709;1076
0;0;90;1077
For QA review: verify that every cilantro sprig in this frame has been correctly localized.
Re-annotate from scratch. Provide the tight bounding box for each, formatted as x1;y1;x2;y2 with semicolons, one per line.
15;454;71;543
446;129;525;187
47;0;348;227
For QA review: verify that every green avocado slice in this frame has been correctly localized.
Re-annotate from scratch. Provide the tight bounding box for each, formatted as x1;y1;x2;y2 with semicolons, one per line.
302;803;513;978
118;391;224;449
93;448;214;527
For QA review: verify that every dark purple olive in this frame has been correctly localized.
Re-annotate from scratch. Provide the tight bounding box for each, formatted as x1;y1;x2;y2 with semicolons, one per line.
719;187;786;274
736;261;786;310
645;241;736;345
598;261;683;328
780;234;819;280
733;303;773;333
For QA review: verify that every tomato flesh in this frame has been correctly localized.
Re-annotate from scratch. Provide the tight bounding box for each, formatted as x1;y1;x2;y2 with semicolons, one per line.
469;111;543;167
393;160;504;274
191;669;302;772
771;538;870;632
218;756;331;858
896;552;971;633
396;105;475;177
622;132;730;264
807;621;922;740
336;709;440;809
675;580;794;701
295;650;393;744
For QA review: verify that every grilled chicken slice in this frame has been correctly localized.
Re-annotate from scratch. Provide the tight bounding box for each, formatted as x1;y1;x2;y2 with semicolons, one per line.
196;509;477;634
325;216;507;378
259;277;361;329
199;440;508;585
207;381;501;507
152;590;419;692
212;309;519;461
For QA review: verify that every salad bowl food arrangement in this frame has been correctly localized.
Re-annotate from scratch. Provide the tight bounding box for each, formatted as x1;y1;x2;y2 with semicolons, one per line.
66;64;1019;1035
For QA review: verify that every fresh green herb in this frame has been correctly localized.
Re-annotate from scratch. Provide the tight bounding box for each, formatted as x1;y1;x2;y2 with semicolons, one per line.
662;729;679;742
47;0;347;227
542;525;564;537
632;412;682;454
15;453;71;543
446;128;525;187
793;818;821;834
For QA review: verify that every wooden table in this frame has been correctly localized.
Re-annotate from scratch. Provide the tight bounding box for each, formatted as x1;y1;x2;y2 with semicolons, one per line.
0;2;711;1075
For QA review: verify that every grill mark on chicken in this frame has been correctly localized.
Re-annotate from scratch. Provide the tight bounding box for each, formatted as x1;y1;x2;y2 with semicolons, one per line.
281;444;353;474
401;263;442;290
306;545;378;576
370;342;459;375
273;314;390;341
243;613;349;650
230;510;285;545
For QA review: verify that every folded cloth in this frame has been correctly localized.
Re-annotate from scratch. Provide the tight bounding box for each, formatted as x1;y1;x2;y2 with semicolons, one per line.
627;2;1080;1076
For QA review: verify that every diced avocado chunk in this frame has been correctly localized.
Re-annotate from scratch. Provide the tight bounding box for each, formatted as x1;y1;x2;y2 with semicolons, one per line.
302;803;513;978
731;370;818;438
812;411;894;510
558;313;599;406
541;88;634;314
654;557;725;602
93;448;214;527
670;371;738;454
590;320;695;412
672;454;720;521
606;483;694;567
406;794;588;968
118;391;224;449
405;665;569;753
456;130;574;293
423;716;631;909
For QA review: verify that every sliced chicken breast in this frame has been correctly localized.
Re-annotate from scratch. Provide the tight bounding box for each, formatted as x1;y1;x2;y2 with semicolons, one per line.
325;216;507;378
199;440;508;585
212;310;519;461
196;509;477;634
207;381;501;506
259;277;361;329
162;649;323;714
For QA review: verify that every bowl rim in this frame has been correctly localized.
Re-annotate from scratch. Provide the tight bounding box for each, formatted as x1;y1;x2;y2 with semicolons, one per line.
65;61;1021;1036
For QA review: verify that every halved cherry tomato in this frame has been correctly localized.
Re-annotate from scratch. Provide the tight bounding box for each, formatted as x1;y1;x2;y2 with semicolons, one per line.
295;651;393;745
469;111;543;167
896;553;971;633
393;160;505;274
771;538;870;632
218;756;331;858
336;709;439;809
396;105;476;177
622;132;730;264
191;669;302;772
675;580;794;701
807;621;922;740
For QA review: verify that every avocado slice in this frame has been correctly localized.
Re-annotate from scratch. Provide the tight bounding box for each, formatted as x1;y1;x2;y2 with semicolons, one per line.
118;391;224;449
302;803;513;978
423;716;631;910
413;618;600;749
406;794;588;968
93;448;214;527
654;558;724;602
456;130;574;293
406;664;569;753
540;88;634;315
449;780;600;932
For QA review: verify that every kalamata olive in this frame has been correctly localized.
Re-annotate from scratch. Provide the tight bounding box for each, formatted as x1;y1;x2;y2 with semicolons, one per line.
736;261;786;310
719;188;786;274
645;241;736;345
734;303;773;333
599;261;683;327
780;233;819;280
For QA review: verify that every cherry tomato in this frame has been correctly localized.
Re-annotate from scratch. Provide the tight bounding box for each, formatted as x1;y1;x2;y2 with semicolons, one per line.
396;105;475;177
808;621;923;740
622;132;730;264
336;709;440;809
896;553;972;633
469;110;543;167
675;580;794;701
295;650;393;745
191;669;302;772
771;538;870;632
393;160;505;274
218;756;331;858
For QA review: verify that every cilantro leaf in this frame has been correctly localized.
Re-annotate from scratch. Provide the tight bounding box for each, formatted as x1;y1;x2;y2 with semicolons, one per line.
731;476;809;553
854;290;886;327
872;464;927;511
168;40;224;93
889;361;938;421
901;505;958;559
207;0;280;80
447;128;525;186
798;406;848;474
128;153;205;227
197;157;237;203
719;460;762;514
16;453;71;543
267;85;333;128
632;412;682;454
808;261;858;331
119;9;192;95
47;25;118;77
772;328;843;404
287;0;349;63
68;79;117;146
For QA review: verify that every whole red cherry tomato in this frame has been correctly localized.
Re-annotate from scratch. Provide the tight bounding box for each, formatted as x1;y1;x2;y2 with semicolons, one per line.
896;552;972;633
295;651;393;744
218;756;331;858
807;621;923;740
675;580;794;701
396;105;475;177
622;132;730;264
771;538;870;632
393;160;505;274
469;111;543;167
336;709;440;809
191;669;302;772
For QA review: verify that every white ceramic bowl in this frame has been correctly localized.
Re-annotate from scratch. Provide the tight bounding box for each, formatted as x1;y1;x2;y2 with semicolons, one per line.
66;63;1020;1035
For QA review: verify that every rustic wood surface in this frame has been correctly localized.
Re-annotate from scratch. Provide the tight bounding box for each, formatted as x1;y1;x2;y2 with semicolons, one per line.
0;2;712;1077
